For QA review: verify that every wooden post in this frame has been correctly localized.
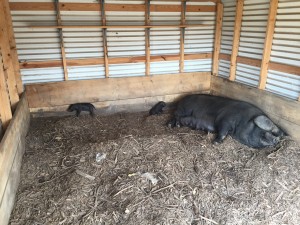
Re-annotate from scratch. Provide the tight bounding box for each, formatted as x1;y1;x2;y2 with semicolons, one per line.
258;0;278;90
101;0;109;78
145;0;150;76
212;2;223;76
0;54;12;129
0;0;19;109
2;0;23;94
229;0;244;81
55;0;68;80
180;0;186;73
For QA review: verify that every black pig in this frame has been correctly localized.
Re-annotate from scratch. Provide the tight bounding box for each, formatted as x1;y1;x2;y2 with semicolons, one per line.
149;101;166;115
67;103;96;117
168;94;285;148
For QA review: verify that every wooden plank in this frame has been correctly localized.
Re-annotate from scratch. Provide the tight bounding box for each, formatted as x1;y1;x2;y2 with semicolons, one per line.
237;56;261;68
259;0;279;90
0;135;25;225
211;76;300;143
229;0;244;81
212;2;223;75
0;0;19;109
268;62;300;77
2;0;23;94
9;2;216;12
219;53;231;61
101;0;109;78
0;55;12;130
55;0;68;80
145;0;150;76
25;72;211;108
0;95;30;220
29;24;211;29
19;53;213;69
180;0;186;73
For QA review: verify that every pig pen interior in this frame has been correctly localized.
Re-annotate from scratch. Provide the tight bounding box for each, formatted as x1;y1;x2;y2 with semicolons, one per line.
0;0;300;225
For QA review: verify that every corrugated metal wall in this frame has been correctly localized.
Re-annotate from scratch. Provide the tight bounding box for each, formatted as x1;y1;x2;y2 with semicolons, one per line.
218;0;235;78
266;0;300;100
10;0;216;84
220;0;300;100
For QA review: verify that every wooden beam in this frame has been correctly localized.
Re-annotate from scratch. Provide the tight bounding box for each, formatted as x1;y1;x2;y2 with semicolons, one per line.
0;55;12;130
180;0;186;73
0;0;19;109
2;0;23;95
219;53;231;61
259;0;278;90
101;0;109;78
28;24;211;29
55;0;68;80
212;2;223;75
9;2;216;12
237;56;261;68
229;0;244;81
145;0;150;76
25;72;211;108
0;95;30;225
268;62;300;77
19;53;213;69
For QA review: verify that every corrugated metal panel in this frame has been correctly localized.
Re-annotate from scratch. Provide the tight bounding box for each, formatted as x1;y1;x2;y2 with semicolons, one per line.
150;61;179;75
68;65;105;80
184;59;212;73
21;67;64;84
265;0;300;100
235;0;269;87
219;0;236;78
266;70;300;100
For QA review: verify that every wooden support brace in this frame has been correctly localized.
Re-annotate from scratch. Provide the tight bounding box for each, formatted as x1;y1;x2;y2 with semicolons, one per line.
212;2;223;76
101;0;109;78
229;0;244;81
259;0;278;90
0;54;12;129
0;0;19;109
180;0;186;73
145;0;150;76
55;0;68;80
2;0;23;94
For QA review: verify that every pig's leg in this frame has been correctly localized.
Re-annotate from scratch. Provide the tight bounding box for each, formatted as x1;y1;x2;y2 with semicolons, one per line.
76;109;81;117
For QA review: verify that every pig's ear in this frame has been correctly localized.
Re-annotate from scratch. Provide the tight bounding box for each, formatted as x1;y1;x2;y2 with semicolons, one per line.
254;115;274;131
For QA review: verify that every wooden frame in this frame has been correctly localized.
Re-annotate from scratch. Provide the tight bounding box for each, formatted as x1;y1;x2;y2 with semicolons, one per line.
212;2;223;75
180;0;187;73
101;0;109;78
259;0;279;90
145;0;150;76
229;0;244;81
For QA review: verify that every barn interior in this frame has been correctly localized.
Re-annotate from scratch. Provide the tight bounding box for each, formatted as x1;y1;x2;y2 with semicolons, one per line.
0;0;300;224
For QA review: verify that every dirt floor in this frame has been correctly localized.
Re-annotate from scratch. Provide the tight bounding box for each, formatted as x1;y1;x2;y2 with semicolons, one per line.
9;111;300;225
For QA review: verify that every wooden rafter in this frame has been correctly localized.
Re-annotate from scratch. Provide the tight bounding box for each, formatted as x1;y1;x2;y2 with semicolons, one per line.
259;0;279;90
229;0;244;81
54;0;68;80
212;2;223;75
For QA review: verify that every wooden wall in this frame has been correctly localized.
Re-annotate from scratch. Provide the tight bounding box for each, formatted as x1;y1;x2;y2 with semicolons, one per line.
0;95;30;225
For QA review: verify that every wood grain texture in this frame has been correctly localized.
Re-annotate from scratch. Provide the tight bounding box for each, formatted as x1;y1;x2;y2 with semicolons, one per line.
211;76;300;142
26;72;211;108
259;0;279;90
212;2;223;75
0;95;30;225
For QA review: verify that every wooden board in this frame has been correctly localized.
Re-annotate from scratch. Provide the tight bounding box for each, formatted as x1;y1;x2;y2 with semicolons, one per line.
19;53;213;69
26;72;211;108
211;76;300;142
0;55;12;129
259;0;279;90
2;0;23;94
9;2;216;12
180;1;186;73
0;94;30;225
145;0;150;76
229;0;244;81
212;2;223;75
